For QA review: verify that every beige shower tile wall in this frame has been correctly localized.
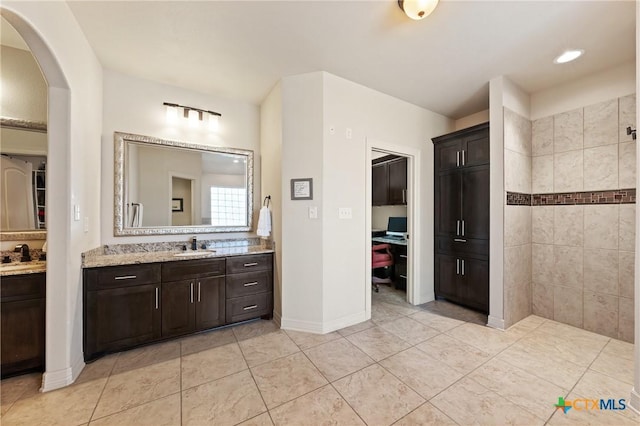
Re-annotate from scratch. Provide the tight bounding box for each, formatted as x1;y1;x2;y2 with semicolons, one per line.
530;94;636;343
503;108;532;328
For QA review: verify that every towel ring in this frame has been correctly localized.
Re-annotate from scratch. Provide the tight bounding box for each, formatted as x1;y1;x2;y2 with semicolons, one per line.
263;195;271;207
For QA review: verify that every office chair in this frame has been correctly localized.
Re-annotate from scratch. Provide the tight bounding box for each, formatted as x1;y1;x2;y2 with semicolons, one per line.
372;243;393;292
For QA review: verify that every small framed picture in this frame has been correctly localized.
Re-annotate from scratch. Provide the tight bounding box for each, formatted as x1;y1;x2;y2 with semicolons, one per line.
171;198;184;212
290;178;313;200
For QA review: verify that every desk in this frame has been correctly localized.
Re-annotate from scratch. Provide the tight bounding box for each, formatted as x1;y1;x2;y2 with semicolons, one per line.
372;237;407;290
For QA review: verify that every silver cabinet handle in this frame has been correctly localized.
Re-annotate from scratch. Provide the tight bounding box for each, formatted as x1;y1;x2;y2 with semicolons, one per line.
243;305;258;311
456;220;460;236
456;259;460;275
399;274;407;279
462;150;465;166
198;282;201;302
402;189;406;204
462;259;465;276
243;262;258;267
244;281;259;287
115;275;136;280
454;238;467;243
456;151;460;167
190;282;194;303
400;255;407;258
155;287;159;310
462;220;465;236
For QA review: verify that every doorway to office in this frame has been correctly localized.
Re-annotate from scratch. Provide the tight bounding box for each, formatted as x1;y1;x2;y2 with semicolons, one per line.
365;138;421;320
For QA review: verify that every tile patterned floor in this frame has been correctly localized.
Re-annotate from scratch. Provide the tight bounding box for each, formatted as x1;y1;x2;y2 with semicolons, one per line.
1;290;637;426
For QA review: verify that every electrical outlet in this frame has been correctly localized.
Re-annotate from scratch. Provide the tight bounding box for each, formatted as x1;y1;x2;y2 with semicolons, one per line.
309;206;318;219
338;207;352;219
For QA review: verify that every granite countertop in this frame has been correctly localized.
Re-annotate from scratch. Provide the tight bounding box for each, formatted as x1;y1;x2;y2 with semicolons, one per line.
82;245;274;268
0;261;47;277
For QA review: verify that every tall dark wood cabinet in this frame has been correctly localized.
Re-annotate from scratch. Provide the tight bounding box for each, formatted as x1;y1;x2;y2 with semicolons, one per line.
432;122;489;313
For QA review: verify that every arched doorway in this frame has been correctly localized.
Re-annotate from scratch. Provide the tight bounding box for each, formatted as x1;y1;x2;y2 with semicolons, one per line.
1;8;74;391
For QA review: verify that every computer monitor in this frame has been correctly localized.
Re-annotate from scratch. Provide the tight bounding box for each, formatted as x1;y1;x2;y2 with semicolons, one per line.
387;216;407;237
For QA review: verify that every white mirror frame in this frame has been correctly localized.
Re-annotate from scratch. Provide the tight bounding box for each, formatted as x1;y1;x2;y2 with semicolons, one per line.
114;132;254;236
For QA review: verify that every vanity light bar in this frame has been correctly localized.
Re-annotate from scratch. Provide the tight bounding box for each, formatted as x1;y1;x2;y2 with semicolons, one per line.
163;103;221;131
163;102;222;118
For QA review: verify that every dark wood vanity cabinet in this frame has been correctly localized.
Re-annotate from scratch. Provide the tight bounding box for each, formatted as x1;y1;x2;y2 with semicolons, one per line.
84;264;162;358
84;253;273;361
1;273;46;378
372;156;407;206
226;254;273;323
433;122;489;314
160;259;226;337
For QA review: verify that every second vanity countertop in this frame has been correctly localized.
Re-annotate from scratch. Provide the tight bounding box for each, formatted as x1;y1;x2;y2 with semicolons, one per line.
0;261;47;277
82;245;273;269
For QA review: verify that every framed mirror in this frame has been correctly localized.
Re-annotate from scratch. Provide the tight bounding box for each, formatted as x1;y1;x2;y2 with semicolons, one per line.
114;132;253;236
0;117;48;238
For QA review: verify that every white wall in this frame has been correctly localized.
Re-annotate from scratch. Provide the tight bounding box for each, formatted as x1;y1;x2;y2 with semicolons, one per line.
280;73;325;329
260;82;283;322
276;71;452;332
531;61;635;120
101;70;261;244
2;1;103;391
372;205;408;230
454;109;489;131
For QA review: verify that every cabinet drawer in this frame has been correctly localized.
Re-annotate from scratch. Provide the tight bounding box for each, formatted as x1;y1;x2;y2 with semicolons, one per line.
86;264;161;291
226;254;272;274
226;292;272;323
435;236;488;259
226;270;272;298
1;273;45;302
162;258;225;281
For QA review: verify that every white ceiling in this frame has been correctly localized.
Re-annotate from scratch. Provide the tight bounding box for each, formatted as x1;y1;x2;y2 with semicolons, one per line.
62;1;635;118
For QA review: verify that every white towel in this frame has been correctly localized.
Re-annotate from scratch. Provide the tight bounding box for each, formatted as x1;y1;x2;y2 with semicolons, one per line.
257;205;271;238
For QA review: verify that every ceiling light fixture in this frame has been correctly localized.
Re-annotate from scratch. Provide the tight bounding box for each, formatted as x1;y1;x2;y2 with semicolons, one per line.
553;49;584;64
398;0;439;20
163;102;222;131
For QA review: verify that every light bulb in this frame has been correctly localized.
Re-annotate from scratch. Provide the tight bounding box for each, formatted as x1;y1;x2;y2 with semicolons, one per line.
209;113;220;132
188;109;200;127
553;49;584;64
165;104;178;123
399;0;439;20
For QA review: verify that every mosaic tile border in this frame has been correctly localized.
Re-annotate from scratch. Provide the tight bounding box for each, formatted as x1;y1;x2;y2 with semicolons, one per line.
507;189;636;206
506;192;531;206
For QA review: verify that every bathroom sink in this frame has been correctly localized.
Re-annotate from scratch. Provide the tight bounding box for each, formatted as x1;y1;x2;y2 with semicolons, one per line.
173;250;217;257
0;261;46;273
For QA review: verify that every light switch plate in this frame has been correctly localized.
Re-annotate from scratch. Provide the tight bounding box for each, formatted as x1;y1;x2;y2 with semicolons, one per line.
338;207;352;219
309;206;318;219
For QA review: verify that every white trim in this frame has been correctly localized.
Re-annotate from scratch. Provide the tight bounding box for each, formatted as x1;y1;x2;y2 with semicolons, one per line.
280;317;324;334
272;310;282;328
41;354;84;392
365;137;423;310
629;388;640;415
321;310;368;334
487;315;505;330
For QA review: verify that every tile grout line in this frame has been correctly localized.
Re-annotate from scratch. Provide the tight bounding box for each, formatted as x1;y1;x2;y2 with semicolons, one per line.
86;352;120;424
236;328;274;424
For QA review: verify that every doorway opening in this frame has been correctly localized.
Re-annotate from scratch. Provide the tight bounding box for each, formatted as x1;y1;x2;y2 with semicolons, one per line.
365;138;422;321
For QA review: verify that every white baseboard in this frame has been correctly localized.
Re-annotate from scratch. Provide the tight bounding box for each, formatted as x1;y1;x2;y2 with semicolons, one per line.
41;356;85;392
487;315;505;330
629;387;640;415
280;317;324;334
281;311;368;334
321;311;367;333
272;310;282;328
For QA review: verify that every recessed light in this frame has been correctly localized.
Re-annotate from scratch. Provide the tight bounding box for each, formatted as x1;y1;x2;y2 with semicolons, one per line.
554;49;584;64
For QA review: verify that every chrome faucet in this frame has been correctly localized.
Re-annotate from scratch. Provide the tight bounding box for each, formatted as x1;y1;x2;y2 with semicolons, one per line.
14;244;31;262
